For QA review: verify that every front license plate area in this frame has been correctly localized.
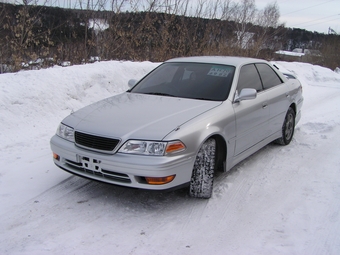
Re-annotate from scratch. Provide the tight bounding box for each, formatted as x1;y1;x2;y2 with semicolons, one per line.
81;156;101;172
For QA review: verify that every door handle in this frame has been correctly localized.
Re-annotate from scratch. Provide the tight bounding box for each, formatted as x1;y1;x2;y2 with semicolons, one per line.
262;104;268;109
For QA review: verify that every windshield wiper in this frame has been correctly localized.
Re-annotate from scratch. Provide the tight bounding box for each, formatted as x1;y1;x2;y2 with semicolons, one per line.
144;92;176;97
192;97;216;101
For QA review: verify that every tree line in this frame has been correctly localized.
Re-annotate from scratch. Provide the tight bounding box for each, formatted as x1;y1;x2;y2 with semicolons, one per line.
0;0;339;73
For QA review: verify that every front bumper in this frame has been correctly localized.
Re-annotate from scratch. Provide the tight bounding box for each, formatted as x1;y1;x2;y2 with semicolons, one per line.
50;135;195;190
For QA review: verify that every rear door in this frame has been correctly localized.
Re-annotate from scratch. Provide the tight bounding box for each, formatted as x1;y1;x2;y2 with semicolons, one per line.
255;63;289;135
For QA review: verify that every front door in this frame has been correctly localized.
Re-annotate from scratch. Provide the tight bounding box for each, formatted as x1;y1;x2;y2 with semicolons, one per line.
233;64;269;156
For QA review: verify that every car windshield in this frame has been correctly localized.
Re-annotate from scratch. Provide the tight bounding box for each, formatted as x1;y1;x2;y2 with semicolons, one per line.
130;62;235;101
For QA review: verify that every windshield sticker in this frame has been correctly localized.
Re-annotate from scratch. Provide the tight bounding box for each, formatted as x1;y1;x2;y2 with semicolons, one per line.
207;66;232;77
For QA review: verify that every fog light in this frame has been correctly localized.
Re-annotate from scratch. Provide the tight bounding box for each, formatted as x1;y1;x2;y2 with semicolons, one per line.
53;152;60;160
145;175;175;185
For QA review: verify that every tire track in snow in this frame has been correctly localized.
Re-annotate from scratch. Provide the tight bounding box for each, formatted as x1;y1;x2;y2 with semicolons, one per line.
312;201;340;255
0;175;191;254
216;145;278;210
202;137;326;252
174;198;209;245
302;124;340;255
170;154;270;247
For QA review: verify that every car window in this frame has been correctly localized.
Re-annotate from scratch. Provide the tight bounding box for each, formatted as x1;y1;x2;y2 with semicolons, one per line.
137;64;178;89
237;64;263;92
131;62;235;101
255;63;283;89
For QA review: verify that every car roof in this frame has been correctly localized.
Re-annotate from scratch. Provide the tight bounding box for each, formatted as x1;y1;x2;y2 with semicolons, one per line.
165;56;268;67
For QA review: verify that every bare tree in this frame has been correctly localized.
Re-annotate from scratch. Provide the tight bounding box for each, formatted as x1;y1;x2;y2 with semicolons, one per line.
230;0;257;53
219;0;232;21
143;0;160;12
253;1;282;57
129;0;142;12
5;1;54;70
321;35;340;69
76;0;117;63
179;0;189;16
110;0;128;12
0;3;8;73
193;0;207;18
205;0;220;19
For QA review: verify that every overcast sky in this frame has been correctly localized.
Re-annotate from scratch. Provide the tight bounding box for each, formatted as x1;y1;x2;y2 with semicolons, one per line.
257;0;340;34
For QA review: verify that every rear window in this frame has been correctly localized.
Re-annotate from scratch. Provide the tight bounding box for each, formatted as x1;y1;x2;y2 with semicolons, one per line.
255;63;283;89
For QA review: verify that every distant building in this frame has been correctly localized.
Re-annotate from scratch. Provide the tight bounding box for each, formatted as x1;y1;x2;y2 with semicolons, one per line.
275;48;322;64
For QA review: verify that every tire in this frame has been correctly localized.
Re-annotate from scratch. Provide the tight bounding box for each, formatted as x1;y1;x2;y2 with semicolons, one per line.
189;138;216;198
276;107;295;145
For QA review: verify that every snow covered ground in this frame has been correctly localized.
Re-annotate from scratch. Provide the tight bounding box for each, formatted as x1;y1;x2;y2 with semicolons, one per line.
0;60;340;255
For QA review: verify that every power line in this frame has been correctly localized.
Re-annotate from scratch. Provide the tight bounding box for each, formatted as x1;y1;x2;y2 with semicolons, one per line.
303;16;340;28
291;14;340;27
282;0;336;16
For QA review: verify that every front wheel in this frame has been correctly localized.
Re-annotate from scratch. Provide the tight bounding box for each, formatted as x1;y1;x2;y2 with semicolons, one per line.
276;107;295;145
189;138;216;198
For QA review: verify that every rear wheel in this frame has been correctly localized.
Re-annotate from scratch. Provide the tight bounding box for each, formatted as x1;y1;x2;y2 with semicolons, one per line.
276;107;295;145
189;138;216;198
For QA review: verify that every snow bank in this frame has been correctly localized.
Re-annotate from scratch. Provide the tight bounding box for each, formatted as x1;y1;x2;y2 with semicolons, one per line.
0;61;159;152
273;61;340;88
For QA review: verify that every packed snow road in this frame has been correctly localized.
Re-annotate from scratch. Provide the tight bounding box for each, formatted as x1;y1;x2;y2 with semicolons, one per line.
0;61;339;254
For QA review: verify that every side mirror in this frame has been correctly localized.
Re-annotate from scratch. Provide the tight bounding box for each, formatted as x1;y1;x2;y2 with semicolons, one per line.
234;88;257;103
128;79;138;88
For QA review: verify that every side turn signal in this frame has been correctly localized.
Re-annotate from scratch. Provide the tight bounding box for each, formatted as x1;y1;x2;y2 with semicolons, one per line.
165;141;186;154
53;152;60;161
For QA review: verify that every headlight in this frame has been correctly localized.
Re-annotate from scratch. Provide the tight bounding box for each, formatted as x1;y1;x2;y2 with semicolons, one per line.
56;123;74;142
119;140;185;156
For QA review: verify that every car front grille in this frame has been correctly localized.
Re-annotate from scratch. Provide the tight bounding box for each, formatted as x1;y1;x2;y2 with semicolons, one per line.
75;131;120;152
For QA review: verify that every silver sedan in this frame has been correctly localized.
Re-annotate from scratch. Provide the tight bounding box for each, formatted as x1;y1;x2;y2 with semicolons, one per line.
50;56;303;198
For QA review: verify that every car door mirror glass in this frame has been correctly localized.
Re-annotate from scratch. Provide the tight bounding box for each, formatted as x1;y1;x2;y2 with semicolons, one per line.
234;88;257;102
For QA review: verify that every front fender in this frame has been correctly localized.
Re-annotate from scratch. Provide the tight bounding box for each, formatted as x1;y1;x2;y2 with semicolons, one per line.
164;101;236;169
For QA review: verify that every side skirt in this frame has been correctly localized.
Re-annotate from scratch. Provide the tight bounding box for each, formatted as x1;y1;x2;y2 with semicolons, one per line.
227;131;281;171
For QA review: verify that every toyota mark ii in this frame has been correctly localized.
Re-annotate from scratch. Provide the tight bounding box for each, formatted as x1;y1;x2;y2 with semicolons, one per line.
50;56;303;198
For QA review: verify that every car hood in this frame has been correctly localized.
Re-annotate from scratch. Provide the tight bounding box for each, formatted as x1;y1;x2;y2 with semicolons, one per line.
63;92;221;141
